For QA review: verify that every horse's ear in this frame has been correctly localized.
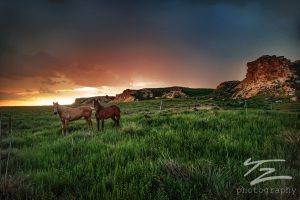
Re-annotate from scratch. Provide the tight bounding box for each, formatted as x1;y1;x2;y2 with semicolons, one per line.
53;102;55;105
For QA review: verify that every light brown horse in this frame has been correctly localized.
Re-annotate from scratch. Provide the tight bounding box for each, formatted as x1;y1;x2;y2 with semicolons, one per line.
93;99;120;131
53;102;93;135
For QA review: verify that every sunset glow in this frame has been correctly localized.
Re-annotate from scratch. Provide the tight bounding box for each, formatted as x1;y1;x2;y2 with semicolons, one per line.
0;84;165;106
73;87;97;92
0;1;299;106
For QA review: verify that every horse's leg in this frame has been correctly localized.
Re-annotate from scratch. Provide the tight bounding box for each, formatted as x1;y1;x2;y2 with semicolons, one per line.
84;116;90;129
111;117;116;127
65;120;69;135
101;119;104;131
89;112;93;129
89;119;92;129
61;121;65;135
61;120;68;135
89;115;93;128
116;114;120;127
97;119;100;131
86;112;93;129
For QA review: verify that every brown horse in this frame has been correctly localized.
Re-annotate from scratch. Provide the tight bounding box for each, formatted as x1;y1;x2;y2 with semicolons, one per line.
93;99;120;131
53;102;93;135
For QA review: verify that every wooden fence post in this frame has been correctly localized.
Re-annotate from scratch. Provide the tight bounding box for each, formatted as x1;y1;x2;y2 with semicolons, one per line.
270;102;273;110
194;98;200;110
0;113;1;178
5;115;12;184
244;101;248;114
295;112;298;129
10;115;12;134
159;100;163;112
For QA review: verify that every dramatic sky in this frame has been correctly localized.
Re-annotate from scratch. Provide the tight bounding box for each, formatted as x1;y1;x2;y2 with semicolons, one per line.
0;0;299;105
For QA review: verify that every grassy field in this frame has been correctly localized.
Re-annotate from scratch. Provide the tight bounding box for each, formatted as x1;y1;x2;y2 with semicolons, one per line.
0;98;299;199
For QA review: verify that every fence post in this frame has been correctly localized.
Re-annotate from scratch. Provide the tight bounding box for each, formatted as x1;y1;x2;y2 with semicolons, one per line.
295;112;298;129
159;100;163;112
0;113;1;178
270;102;273;110
5;115;12;184
10;115;12;134
194;98;200;110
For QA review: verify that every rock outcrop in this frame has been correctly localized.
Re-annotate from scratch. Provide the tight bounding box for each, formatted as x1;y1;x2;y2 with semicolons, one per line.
161;90;187;99
72;87;213;104
233;55;295;98
216;55;300;99
74;95;115;105
289;60;300;98
214;80;240;97
113;89;138;102
113;87;196;102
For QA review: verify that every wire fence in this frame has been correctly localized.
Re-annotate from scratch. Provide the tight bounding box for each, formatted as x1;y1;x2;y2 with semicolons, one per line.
0;113;13;187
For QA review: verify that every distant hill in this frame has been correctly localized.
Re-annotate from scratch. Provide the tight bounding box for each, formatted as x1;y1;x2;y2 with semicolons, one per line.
215;55;300;100
113;87;213;102
73;96;115;105
73;87;213;104
73;55;300;104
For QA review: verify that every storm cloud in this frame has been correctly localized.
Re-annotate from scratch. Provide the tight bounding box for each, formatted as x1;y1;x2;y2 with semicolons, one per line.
0;0;299;104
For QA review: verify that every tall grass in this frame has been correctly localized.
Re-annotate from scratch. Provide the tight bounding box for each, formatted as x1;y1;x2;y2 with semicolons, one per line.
0;99;299;199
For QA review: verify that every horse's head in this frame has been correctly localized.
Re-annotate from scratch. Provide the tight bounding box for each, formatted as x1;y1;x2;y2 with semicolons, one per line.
93;99;99;110
53;102;59;115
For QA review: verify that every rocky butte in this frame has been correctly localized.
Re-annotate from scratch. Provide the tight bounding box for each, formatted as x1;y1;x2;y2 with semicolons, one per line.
215;55;300;100
73;87;213;104
73;96;115;105
73;55;299;104
113;87;196;102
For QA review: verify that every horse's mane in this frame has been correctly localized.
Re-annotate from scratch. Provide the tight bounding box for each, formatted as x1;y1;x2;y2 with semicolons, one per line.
95;100;104;112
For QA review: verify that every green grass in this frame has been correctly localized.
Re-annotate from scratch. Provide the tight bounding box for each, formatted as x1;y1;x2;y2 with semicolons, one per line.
0;99;299;199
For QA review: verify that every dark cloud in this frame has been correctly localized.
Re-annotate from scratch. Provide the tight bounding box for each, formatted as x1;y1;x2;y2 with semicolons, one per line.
38;86;54;94
297;19;300;42
41;78;65;85
48;0;64;4
0;0;299;91
0;51;63;79
0;91;21;100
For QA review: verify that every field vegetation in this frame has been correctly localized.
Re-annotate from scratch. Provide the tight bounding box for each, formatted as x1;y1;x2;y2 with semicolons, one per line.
0;98;299;199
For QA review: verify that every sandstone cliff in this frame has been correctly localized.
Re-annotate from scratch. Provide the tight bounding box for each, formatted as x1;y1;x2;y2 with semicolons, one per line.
73;87;213;104
113;87;213;102
214;81;240;97
215;55;300;99
113;87;186;102
73;95;115;105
